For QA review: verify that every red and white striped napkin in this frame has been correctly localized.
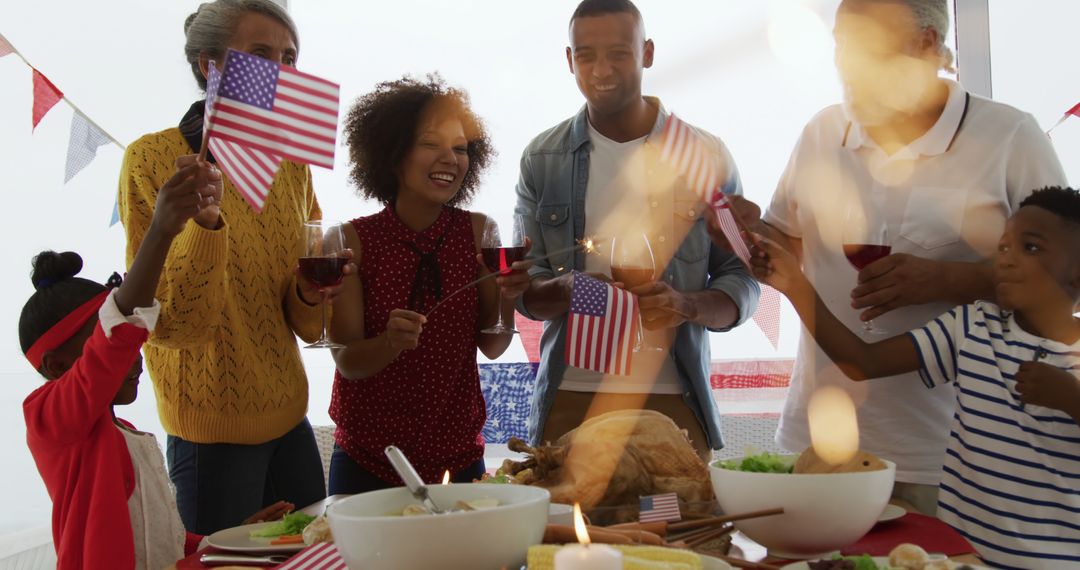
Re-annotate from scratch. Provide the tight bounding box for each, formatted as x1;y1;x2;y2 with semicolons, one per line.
275;543;345;570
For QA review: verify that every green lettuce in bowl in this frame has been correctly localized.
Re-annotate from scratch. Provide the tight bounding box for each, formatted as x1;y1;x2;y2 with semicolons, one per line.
714;452;796;474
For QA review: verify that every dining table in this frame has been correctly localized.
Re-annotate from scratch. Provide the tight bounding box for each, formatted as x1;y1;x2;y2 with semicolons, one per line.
169;498;985;570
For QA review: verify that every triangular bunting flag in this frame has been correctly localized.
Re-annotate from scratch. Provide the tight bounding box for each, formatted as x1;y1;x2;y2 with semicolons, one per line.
752;285;783;349
65;111;112;182
32;69;63;130
0;34;14;58
110;199;120;227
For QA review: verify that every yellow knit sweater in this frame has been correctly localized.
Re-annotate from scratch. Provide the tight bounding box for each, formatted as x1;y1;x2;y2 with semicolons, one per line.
119;127;324;444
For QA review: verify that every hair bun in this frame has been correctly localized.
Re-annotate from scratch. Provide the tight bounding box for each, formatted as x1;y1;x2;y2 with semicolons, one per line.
31;251;84;290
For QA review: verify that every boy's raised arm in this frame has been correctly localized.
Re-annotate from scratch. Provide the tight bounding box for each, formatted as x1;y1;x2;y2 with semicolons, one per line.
754;238;921;381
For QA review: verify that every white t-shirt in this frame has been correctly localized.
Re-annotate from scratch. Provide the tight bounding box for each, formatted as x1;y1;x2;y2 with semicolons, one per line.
560;120;683;395
910;302;1080;568
764;79;1068;484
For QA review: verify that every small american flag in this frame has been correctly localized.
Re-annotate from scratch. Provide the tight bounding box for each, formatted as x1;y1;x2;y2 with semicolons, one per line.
204;49;339;211
275;542;345;570
565;273;638;376
639;492;682;523
656;114;752;265
204;60;281;212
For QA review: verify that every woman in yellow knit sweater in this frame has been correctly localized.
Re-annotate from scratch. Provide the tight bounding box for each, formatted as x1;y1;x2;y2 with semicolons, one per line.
117;0;348;535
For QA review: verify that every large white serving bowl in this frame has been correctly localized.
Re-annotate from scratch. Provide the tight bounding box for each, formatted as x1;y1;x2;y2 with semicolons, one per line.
327;483;549;570
710;457;896;559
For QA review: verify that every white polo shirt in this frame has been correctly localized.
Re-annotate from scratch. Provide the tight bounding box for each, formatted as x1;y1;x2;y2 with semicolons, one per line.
764;79;1067;484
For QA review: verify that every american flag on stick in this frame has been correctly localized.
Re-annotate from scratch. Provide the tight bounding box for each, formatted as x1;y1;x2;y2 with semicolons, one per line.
203;49;340;212
656;114;754;265
1047;101;1080;136
565;273;638;376
639;492;681;523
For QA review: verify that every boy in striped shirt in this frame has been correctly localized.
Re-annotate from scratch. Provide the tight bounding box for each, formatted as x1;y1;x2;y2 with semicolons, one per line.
751;186;1080;569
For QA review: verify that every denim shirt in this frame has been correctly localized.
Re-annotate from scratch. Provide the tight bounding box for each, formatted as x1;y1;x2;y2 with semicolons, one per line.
514;99;760;449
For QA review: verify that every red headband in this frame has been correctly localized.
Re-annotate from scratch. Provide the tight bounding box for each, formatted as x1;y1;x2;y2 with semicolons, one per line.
25;290;111;370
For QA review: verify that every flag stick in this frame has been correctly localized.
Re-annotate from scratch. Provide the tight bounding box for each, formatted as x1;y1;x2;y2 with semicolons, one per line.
1046;114;1069;137
197;129;210;163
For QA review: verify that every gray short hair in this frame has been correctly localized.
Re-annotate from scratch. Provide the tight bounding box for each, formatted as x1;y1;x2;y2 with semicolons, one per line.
901;0;955;72
183;0;300;90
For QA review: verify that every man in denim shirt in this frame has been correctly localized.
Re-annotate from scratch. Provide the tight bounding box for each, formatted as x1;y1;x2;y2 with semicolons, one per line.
515;0;759;460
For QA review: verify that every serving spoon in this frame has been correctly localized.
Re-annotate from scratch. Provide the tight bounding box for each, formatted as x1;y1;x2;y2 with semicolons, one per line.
385;445;453;514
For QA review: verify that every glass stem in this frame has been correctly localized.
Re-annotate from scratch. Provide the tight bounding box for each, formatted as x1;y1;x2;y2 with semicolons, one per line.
495;292;505;329
320;291;330;342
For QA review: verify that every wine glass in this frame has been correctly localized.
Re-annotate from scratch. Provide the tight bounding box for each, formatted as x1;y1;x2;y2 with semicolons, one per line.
299;220;347;349
480;214;525;335
841;204;890;335
610;233;664;352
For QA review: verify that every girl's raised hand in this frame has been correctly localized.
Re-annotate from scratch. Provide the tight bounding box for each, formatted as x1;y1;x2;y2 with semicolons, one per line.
149;162;211;238
174;155;223;230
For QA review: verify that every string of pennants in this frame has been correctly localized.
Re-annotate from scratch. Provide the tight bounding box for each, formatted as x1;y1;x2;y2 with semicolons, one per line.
1;32;123;225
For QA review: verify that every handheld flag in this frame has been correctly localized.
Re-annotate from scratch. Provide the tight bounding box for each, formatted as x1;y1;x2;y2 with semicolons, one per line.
204;49;339;211
656;114;754;265
565;273;637;376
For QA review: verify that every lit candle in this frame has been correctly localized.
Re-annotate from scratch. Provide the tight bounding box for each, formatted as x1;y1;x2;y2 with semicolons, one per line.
554;503;622;570
442;470;451;485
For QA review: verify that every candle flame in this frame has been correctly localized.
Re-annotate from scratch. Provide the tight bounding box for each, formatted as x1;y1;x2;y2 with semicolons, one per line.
441;470;450;485
572;502;591;545
807;386;860;465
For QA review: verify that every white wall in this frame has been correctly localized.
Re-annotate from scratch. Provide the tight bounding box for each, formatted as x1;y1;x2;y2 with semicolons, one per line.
0;0;1074;544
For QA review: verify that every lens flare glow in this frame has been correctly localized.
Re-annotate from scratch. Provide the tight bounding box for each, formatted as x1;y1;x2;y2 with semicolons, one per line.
768;0;832;71
807;386;860;465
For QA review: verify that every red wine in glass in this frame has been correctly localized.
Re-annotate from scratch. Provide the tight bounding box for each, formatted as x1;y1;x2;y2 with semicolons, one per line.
481;246;526;276
611;266;655;289
842;244;892;270
299;256;347;289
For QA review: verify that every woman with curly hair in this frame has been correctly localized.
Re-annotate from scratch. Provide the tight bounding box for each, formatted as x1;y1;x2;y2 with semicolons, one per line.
326;74;531;494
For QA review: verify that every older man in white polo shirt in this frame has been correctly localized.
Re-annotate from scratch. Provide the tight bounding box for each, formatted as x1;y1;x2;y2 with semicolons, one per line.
711;0;1066;515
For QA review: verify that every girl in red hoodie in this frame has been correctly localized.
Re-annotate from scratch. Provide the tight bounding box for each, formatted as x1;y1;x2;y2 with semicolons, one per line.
19;161;289;569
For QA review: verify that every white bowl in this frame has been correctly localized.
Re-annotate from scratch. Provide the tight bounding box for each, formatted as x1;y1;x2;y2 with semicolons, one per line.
710;457;895;559
327;483;549;570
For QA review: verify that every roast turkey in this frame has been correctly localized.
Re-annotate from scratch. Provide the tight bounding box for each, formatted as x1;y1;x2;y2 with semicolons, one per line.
502;410;715;520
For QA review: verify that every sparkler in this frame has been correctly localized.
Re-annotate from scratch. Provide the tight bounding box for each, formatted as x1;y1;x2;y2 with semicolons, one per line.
424;238;600;318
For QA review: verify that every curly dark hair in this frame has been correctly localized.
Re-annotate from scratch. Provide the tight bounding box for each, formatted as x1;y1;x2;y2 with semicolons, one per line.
343;74;494;207
1020;186;1080;226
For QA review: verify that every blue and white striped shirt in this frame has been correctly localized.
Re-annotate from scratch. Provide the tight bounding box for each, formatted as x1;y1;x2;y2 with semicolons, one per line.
909;301;1080;569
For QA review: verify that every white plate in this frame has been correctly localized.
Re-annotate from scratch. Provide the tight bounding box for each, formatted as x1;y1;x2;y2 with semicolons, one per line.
780;555;990;569
877;503;906;523
205;521;307;553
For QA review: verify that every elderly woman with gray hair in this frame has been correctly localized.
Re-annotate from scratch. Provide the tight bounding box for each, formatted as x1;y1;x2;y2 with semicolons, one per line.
118;0;349;535
708;0;1066;518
